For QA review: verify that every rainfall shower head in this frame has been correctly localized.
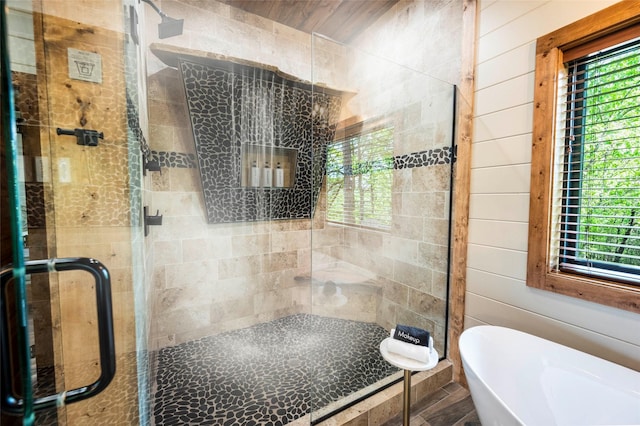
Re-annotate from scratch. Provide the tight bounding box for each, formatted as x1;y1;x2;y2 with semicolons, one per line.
141;0;184;39
158;15;183;39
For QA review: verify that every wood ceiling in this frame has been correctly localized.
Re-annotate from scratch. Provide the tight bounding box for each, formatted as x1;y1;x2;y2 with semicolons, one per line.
219;0;401;43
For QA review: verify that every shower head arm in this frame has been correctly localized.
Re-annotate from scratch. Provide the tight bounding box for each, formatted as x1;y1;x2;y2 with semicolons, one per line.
140;0;184;39
141;0;169;20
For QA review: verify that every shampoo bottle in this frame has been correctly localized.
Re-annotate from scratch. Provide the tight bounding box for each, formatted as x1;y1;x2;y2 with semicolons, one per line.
250;160;260;187
275;162;284;187
263;161;272;187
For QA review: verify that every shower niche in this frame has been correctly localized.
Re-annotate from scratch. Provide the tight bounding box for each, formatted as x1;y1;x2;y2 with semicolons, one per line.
151;44;343;224
241;144;297;188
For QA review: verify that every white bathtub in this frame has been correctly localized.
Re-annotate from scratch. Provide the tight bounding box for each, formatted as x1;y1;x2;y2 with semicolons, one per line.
459;325;640;425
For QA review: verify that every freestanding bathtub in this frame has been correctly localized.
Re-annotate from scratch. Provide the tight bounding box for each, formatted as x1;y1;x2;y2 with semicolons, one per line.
459;325;640;425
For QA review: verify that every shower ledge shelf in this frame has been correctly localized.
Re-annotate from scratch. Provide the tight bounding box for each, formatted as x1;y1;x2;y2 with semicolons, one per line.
297;267;381;289
149;43;356;97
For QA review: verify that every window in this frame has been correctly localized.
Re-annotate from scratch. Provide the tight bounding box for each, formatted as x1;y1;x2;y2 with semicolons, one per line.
326;122;394;230
559;38;640;284
528;2;640;313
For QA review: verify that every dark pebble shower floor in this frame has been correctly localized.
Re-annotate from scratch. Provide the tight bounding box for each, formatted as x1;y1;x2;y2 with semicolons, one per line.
152;314;399;425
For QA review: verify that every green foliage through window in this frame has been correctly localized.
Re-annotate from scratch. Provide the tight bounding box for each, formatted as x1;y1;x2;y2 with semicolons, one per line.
326;127;394;229
560;38;640;280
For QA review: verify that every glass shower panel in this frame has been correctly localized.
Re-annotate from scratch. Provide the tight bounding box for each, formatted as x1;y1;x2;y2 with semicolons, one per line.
143;13;320;426
310;33;455;420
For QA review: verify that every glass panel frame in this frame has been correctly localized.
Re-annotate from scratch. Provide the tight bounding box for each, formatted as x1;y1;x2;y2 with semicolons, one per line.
1;1;34;422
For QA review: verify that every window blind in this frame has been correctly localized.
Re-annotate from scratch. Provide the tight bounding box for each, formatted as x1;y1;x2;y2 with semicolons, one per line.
326;126;394;230
555;37;640;284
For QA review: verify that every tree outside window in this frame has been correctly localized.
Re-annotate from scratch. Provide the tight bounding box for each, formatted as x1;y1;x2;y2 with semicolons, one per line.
326;126;394;230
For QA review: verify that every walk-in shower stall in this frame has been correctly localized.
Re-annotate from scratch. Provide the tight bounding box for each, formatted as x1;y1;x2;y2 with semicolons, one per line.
1;1;458;424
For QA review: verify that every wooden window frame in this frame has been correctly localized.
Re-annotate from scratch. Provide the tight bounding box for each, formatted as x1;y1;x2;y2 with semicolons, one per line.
528;1;640;314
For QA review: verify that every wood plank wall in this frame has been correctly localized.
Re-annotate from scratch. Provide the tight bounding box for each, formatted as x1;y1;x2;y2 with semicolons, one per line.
449;0;477;385
466;0;640;373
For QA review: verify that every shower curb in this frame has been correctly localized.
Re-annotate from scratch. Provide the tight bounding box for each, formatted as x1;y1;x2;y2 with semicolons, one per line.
292;360;453;425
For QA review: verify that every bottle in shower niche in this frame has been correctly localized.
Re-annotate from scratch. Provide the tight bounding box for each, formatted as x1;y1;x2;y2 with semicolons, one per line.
275;162;284;187
262;161;272;187
250;159;260;187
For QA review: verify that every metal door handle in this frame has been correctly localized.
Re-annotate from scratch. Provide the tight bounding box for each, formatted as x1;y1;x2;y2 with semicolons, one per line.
1;257;116;414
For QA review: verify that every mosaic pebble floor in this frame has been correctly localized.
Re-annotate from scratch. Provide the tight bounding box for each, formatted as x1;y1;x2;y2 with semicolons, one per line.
153;314;399;425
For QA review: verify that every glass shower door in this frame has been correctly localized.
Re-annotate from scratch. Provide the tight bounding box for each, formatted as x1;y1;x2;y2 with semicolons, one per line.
1;1;141;424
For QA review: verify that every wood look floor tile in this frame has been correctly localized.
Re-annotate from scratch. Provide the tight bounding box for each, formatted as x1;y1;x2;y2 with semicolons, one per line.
452;410;481;426
380;382;479;426
419;394;477;426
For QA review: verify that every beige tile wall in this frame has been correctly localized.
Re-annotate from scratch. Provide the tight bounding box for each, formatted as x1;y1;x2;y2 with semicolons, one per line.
339;0;462;355
310;47;456;353
141;1;348;348
145;67;315;348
